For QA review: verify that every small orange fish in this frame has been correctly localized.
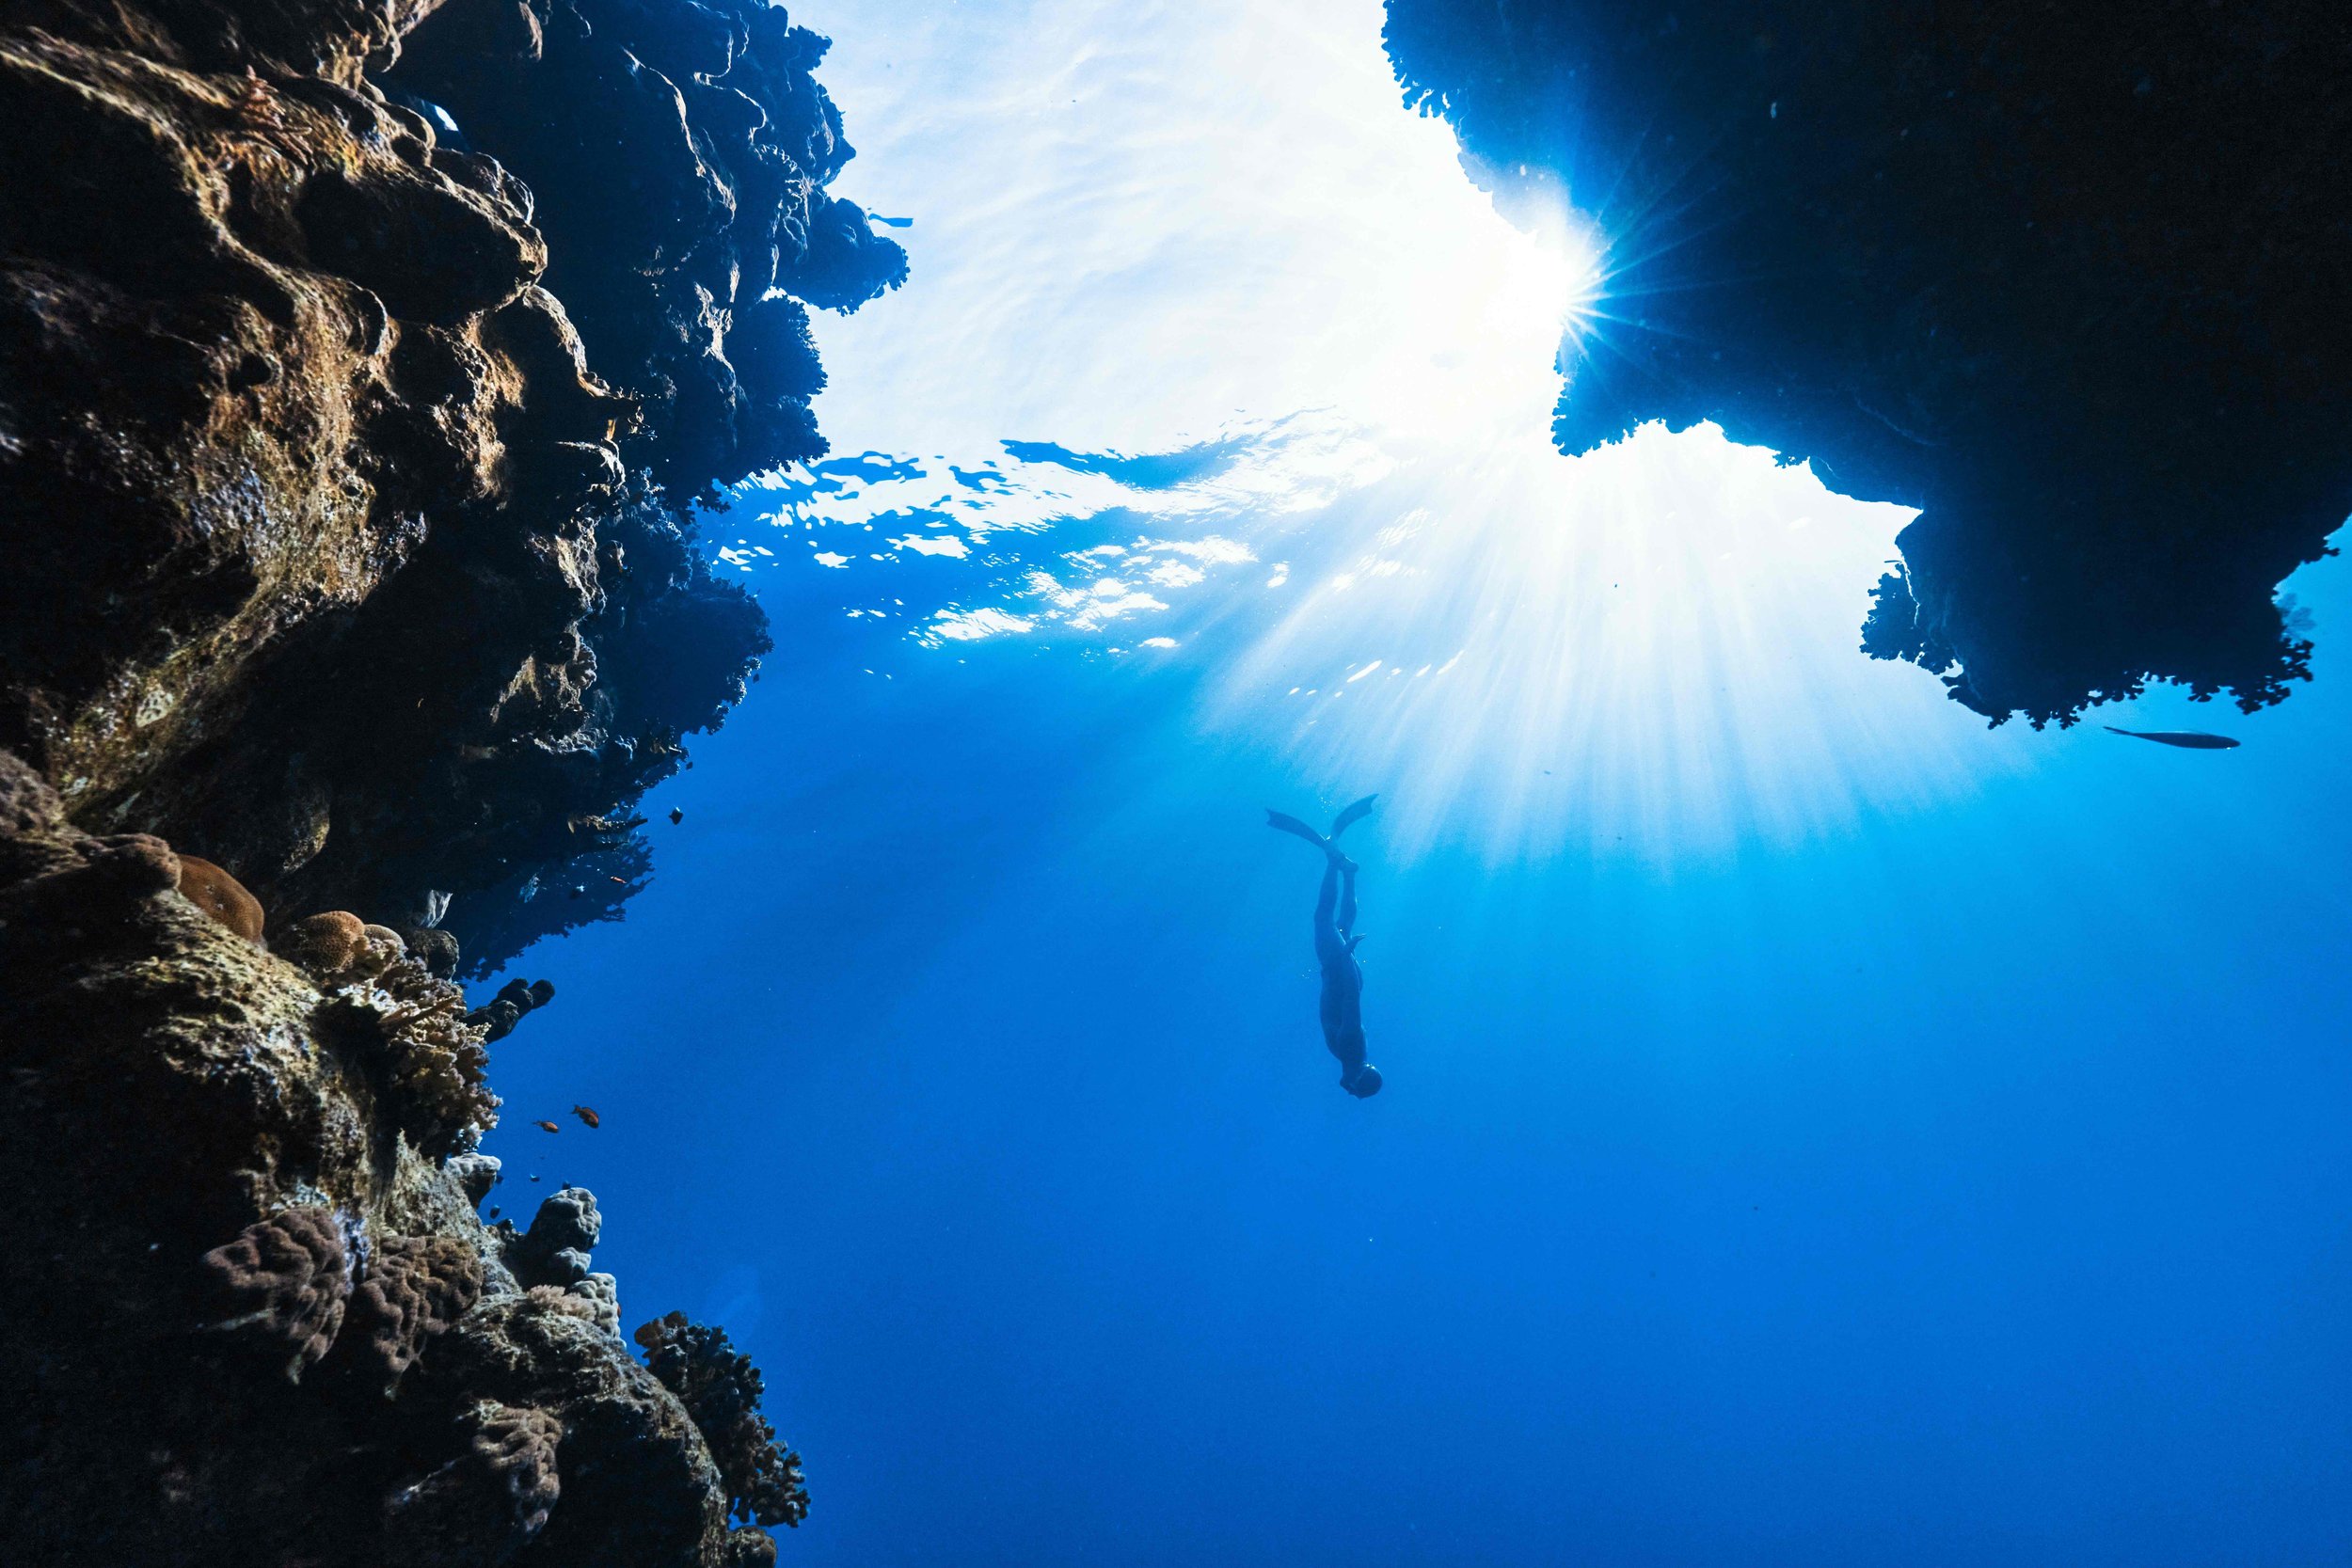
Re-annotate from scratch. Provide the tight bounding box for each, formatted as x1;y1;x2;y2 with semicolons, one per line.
572;1104;600;1129
534;1119;561;1133
608;875;628;884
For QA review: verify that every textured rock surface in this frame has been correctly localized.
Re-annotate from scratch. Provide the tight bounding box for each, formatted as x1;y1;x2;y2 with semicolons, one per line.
8;0;872;1553
0;752;767;1564
1384;0;2352;724
0;0;900;970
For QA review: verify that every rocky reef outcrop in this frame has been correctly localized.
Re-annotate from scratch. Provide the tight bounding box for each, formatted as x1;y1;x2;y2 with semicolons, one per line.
0;0;890;1553
0;0;903;968
1385;0;2352;725
0;747;802;1565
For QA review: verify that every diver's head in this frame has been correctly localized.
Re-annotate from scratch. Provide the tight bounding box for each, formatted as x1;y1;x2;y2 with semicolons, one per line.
1344;1063;1384;1099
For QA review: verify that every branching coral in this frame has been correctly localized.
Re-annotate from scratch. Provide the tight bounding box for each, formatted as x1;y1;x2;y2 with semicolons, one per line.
315;951;501;1159
342;1235;486;1393
635;1312;809;1531
197;1206;355;1382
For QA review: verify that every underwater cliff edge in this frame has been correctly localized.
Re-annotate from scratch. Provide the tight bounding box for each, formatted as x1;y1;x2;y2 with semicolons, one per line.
0;0;900;1558
1384;0;2352;727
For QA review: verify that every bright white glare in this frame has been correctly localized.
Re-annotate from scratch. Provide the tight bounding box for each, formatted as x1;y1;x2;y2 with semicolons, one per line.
776;0;2028;864
800;0;1595;450
1209;424;2032;865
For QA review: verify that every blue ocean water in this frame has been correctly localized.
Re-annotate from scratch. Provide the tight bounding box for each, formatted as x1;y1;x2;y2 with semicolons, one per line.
475;2;2352;1561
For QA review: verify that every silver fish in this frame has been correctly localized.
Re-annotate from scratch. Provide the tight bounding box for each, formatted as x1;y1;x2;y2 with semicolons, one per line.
2104;726;2240;750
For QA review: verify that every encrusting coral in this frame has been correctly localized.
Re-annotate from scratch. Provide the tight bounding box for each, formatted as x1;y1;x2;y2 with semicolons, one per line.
636;1312;810;1534
340;1235;487;1394
197;1206;355;1383
381;1400;565;1568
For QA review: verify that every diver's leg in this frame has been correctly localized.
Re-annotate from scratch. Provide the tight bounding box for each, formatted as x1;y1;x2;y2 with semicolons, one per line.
1313;857;1346;964
1337;863;1358;939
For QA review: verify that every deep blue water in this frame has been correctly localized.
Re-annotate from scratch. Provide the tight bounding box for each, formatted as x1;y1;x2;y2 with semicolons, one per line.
472;3;2352;1561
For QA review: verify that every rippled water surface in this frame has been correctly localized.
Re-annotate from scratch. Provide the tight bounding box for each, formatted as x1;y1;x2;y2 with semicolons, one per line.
478;3;2352;1561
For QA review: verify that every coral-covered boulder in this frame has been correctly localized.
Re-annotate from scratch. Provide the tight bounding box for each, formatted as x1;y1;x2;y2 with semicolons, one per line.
421;1291;731;1563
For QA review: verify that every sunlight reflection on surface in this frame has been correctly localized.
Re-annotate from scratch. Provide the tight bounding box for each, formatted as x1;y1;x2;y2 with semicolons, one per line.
750;0;2030;865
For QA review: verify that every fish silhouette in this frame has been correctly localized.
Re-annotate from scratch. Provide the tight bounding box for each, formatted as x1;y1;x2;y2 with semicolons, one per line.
2104;726;2240;750
533;1119;561;1133
573;1104;600;1129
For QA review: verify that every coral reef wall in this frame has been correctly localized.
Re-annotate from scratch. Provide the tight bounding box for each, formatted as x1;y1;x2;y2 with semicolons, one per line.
0;0;897;1557
1384;0;2352;725
0;0;904;967
0;752;771;1564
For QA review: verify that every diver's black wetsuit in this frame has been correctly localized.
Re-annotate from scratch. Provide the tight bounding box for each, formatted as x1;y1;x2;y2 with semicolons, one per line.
1270;795;1381;1096
1313;853;1367;1084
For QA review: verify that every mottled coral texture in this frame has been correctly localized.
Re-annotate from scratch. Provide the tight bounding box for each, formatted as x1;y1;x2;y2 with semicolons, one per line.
198;1206;357;1381
341;1234;488;1391
0;750;769;1564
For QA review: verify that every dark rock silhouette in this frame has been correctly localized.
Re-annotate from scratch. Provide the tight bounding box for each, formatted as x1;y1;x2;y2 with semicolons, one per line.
1384;0;2352;725
1;0;898;967
637;1310;810;1536
0;0;889;1545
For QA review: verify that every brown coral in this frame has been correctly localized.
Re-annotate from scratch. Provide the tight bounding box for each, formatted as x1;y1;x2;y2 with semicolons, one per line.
342;1235;485;1393
197;1206;353;1382
381;1400;564;1568
279;910;368;975
174;854;264;943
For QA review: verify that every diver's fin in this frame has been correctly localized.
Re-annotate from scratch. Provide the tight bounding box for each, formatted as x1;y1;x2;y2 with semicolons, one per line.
1328;793;1378;840
1265;810;1330;849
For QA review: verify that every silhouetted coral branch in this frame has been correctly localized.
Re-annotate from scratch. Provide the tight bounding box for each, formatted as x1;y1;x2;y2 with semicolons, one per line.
635;1311;809;1530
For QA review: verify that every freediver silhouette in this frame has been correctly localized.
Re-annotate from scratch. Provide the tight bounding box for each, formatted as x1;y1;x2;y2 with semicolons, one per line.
1267;795;1383;1098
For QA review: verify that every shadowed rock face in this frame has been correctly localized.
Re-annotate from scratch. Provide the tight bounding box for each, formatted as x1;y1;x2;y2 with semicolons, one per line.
0;752;762;1566
1384;0;2352;725
0;0;901;968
